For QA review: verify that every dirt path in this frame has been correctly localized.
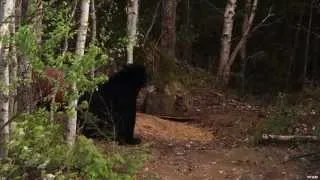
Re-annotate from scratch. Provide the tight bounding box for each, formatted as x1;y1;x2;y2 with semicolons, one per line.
135;89;308;180
135;114;303;180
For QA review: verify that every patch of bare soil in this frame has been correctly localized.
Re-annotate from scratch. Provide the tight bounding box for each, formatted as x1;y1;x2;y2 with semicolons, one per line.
135;88;311;180
135;113;213;143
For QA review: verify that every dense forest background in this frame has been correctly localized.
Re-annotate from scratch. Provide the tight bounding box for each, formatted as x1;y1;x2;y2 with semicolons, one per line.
94;0;320;94
1;0;320;179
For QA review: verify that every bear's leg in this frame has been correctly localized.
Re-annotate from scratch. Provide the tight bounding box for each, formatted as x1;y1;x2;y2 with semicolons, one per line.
125;102;141;145
115;114;140;145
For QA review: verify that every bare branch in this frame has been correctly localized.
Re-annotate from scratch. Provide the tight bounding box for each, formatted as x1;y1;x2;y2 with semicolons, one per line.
227;3;275;68
143;0;161;46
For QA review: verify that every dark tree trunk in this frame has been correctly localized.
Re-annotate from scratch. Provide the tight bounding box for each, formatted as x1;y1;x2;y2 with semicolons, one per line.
160;0;177;60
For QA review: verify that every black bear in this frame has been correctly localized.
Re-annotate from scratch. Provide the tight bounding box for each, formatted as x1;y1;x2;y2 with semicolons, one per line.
78;63;147;145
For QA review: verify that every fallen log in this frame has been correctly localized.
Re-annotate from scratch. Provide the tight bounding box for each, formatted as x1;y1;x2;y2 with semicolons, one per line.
262;134;320;141
157;115;199;122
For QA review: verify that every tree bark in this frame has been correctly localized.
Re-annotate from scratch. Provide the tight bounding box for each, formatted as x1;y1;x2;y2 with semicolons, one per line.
217;0;238;86
302;0;313;88
9;0;17;131
67;0;90;146
286;1;305;90
239;0;251;90
143;0;161;46
160;0;177;60
126;0;139;64
227;0;258;67
16;0;32;113
90;0;96;44
240;0;251;61
89;0;96;78
16;0;42;113
0;0;14;159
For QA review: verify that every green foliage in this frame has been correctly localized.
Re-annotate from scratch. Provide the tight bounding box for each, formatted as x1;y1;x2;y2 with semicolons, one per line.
15;26;40;64
68;137;150;180
0;109;68;178
314;127;320;137
15;1;109;108
175;65;216;89
262;93;298;134
248;93;298;145
110;144;151;175
68;136;117;179
0;110;150;179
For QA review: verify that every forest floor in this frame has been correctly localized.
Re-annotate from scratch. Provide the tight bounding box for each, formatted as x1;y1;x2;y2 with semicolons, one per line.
134;88;319;180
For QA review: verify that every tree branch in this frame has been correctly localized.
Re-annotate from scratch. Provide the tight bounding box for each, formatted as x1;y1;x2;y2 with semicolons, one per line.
227;5;274;68
143;0;162;46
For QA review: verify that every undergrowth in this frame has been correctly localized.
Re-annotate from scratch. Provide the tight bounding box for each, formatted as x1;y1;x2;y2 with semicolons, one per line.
251;89;320;144
0;109;149;179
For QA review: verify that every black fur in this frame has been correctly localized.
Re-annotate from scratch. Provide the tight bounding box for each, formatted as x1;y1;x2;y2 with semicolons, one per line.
78;63;147;145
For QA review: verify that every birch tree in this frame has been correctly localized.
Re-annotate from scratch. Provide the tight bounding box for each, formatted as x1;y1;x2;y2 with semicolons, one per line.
126;0;139;64
9;0;17;119
0;0;15;158
228;0;258;71
217;0;237;86
217;0;260;86
66;0;90;146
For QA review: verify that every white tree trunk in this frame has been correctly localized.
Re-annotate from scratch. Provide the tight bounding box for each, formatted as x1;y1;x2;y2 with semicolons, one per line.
217;0;237;85
9;0;17;132
66;0;90;146
126;0;139;64
0;0;14;159
228;0;257;67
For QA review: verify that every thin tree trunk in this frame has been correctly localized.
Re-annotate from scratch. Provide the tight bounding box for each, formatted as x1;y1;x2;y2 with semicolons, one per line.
312;38;319;81
240;0;251;61
160;0;177;60
143;0;161;46
63;0;78;55
286;1;305;90
89;0;96;78
302;0;313;87
0;0;14;159
90;0;96;44
16;0;32;113
66;0;90;146
182;0;192;63
228;0;258;67
126;0;139;64
217;0;238;86
9;0;17;132
240;0;251;91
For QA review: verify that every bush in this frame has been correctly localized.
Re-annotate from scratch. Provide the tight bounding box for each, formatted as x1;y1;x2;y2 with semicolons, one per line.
0;109;68;178
0;110;149;179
